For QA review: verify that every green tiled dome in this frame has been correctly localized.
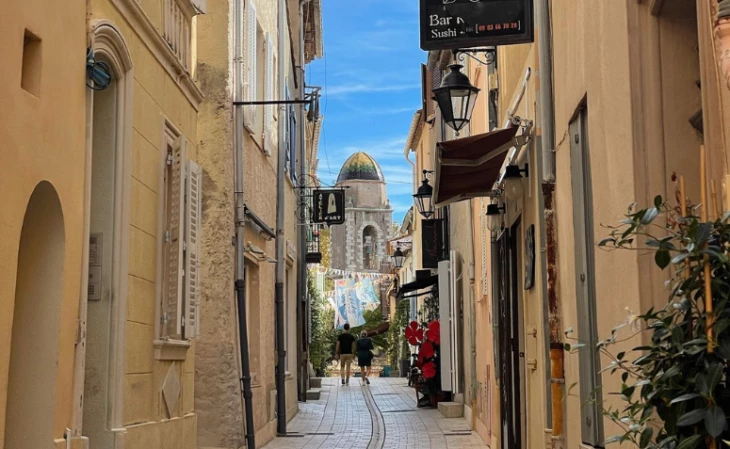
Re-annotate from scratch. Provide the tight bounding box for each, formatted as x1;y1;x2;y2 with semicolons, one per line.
337;152;385;182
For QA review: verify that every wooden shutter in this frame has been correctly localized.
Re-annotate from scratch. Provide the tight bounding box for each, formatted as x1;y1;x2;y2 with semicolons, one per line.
264;33;274;155
421;64;433;121
166;136;187;338
570;108;604;446
244;2;257;131
191;0;206;14
184;160;202;339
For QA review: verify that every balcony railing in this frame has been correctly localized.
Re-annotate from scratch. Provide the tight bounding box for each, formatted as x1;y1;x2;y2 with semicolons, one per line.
163;0;191;72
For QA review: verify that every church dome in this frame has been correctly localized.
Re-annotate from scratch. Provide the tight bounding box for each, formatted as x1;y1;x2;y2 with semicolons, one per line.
337;152;385;183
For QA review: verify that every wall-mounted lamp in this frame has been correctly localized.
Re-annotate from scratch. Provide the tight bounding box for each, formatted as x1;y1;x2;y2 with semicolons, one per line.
413;170;435;219
503;163;529;201
391;246;405;269
432;64;480;135
485;203;505;232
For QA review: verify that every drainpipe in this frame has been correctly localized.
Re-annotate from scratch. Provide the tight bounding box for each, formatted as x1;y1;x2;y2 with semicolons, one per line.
274;0;288;434
233;0;256;446
297;0;312;403
535;0;563;439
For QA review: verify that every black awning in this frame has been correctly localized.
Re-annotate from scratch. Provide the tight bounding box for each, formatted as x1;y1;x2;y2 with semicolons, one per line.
397;275;439;299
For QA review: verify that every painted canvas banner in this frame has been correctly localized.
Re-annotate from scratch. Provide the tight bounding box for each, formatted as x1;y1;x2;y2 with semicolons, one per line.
334;275;381;329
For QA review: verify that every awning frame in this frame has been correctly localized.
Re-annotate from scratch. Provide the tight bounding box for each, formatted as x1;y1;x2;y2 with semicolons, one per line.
433;118;534;207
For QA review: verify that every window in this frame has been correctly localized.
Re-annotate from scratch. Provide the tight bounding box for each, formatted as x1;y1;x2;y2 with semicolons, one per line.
243;1;258;132
263;33;275;155
160;126;202;340
570;105;604;447
363;226;378;270
21;29;42;96
163;0;192;72
285;86;297;183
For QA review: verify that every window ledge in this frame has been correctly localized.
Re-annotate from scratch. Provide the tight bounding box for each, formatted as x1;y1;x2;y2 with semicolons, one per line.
154;339;191;361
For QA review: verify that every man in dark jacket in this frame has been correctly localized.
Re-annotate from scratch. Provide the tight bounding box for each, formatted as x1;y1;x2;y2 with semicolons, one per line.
336;323;356;385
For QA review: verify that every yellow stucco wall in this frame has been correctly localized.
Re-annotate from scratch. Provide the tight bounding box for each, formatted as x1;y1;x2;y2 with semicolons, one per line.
0;1;87;448
84;0;201;447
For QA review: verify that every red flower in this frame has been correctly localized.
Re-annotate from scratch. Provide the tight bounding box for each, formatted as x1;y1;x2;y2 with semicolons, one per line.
419;341;435;359
405;321;423;345
422;361;437;379
426;320;441;345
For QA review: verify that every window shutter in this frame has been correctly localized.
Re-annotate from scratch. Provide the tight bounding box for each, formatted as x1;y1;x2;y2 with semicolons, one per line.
191;0;206;14
421;64;432;121
166;136;187;338
264;33;274;155
289;108;296;181
184;160;202;339
244;2;257;131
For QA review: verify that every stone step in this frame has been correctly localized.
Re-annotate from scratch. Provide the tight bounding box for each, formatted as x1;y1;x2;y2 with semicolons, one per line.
309;377;322;388
437;401;464;418
306;389;321;400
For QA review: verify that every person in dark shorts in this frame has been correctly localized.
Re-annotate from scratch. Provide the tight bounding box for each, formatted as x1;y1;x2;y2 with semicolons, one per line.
336;323;356;385
356;331;374;385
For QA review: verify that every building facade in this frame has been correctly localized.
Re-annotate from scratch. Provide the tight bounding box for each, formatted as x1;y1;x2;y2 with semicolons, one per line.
1;1;87;448
195;0;322;448
405;1;730;449
330;152;393;273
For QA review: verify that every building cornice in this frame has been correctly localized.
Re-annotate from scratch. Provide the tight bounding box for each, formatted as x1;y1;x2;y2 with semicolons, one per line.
109;0;204;110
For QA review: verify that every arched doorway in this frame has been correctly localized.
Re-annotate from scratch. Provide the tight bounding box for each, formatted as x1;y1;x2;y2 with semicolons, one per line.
5;181;65;449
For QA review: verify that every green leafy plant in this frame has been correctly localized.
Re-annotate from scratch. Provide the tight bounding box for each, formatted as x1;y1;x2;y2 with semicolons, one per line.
567;195;730;449
387;299;410;367
350;309;389;351
308;271;336;376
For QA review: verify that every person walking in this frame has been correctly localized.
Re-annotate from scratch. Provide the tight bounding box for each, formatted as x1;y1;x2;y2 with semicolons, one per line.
336;323;356;385
356;331;375;385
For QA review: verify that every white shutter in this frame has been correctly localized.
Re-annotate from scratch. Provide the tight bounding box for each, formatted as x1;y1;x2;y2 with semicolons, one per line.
184;160;202;339
191;0;206;14
244;2;257;131
264;33;274;155
166;137;187;338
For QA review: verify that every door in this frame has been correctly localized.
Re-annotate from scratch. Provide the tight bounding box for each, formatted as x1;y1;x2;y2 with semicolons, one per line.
496;221;523;449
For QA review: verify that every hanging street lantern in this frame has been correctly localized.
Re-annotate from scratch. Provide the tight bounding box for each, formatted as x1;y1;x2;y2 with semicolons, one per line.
391;246;406;269
413;170;435;219
432;64;480;134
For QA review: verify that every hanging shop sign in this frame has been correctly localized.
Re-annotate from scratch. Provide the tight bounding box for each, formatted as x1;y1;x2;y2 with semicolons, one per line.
419;0;534;51
421;219;444;269
311;189;345;225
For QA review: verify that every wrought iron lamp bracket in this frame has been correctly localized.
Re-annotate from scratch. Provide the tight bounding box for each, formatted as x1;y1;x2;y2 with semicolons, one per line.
452;48;496;67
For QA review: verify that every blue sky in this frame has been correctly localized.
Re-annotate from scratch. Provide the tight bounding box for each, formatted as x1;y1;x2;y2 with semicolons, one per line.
307;0;426;225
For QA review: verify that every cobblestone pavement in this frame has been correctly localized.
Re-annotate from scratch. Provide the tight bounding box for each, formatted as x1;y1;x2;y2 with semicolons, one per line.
262;378;487;449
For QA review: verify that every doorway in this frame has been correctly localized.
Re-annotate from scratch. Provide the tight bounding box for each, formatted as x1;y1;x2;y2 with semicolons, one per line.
5;182;65;449
82;23;133;447
494;221;524;449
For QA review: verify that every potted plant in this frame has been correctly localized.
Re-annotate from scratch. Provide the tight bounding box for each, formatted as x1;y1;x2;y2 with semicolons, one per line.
566;194;730;448
715;0;730;90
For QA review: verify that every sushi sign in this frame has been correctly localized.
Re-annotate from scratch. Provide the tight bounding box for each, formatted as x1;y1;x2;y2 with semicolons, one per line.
312;189;346;225
419;0;534;51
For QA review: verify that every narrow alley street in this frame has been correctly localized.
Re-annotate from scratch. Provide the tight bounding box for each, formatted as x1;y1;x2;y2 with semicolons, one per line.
263;379;485;449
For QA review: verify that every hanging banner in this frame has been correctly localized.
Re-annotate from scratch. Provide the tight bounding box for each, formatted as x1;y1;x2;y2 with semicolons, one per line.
334;275;381;329
312;189;346;225
419;0;534;51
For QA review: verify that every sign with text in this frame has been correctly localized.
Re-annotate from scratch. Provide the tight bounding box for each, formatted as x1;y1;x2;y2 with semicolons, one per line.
419;0;534;51
312;189;346;225
421;219;444;269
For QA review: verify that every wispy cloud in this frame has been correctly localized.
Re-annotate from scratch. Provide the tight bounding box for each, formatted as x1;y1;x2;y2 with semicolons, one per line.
325;83;420;96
